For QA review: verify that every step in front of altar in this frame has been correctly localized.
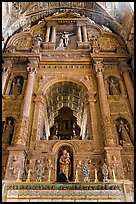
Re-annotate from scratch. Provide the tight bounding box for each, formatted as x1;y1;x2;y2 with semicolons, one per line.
2;181;128;202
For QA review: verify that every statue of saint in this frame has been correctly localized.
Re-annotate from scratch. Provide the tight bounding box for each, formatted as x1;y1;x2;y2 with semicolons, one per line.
109;78;120;95
9;156;18;178
59;149;71;181
11;78;22;96
111;155;120;178
33;35;42;47
47;159;53;182
35;160;44;182
118;120;132;146
75;160;82;182
2;119;14;144
101;161;109;182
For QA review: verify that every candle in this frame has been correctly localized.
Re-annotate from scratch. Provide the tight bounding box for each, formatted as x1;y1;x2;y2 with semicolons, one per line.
113;169;116;182
26;169;31;182
95;169;97;179
94;169;98;182
16;170;20;181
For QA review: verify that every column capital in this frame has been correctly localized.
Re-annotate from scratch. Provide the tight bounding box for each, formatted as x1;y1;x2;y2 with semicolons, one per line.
93;59;104;75
27;58;39;74
2;66;10;74
2;61;12;73
86;91;97;103
27;67;37;75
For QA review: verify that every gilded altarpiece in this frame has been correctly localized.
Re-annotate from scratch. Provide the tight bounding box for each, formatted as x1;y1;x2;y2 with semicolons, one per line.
2;11;134;202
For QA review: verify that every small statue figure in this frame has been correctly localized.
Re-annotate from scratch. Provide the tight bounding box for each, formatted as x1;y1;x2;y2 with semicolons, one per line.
75;160;82;182
101;161;109;182
109;78;121;95
14;78;22;95
91;35;99;47
9;156;18;178
47;159;53;182
32;35;43;52
118;120;132;146
125;158;133;180
35;160;44;182
59;149;71;181
2;119;14;144
102;25;112;33
82;165;90;182
111;155;119;179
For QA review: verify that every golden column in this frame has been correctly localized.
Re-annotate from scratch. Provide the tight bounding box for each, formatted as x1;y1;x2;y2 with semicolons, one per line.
120;59;134;114
87;92;100;149
94;59;124;179
2;61;11;95
94;59;117;147
30;93;45;149
14;59;38;146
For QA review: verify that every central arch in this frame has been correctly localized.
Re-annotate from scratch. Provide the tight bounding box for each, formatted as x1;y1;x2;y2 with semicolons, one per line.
38;77;93;140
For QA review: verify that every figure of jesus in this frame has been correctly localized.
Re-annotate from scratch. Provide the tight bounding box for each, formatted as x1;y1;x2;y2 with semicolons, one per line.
58;31;74;48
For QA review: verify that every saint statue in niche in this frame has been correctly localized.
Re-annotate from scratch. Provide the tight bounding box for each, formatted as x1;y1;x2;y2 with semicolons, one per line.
59;149;71;181
117;120;132;146
108;78;121;95
11;77;23;96
2;119;14;144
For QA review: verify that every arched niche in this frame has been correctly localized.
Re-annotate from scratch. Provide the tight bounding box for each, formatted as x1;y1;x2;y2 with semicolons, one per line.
9;75;24;96
55;144;74;182
2;116;15;146
107;76;121;95
114;116;133;146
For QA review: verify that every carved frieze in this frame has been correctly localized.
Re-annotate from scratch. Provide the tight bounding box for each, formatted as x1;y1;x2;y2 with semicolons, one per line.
14;36;32;51
14;116;30;146
40;51;91;61
3;100;22;114
109;102;129;114
40;64;92;69
122;156;134;180
34;140;94;153
98;36;120;51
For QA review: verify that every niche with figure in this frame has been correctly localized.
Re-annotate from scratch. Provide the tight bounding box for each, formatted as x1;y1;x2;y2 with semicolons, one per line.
107;76;121;95
2;117;15;145
56;145;73;182
9;76;24;96
49;107;81;140
115;117;133;146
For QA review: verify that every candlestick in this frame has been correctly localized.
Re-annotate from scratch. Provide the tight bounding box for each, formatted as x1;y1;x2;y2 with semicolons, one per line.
26;169;31;182
94;169;98;182
75;169;79;182
16;170;21;182
113;169;116;182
